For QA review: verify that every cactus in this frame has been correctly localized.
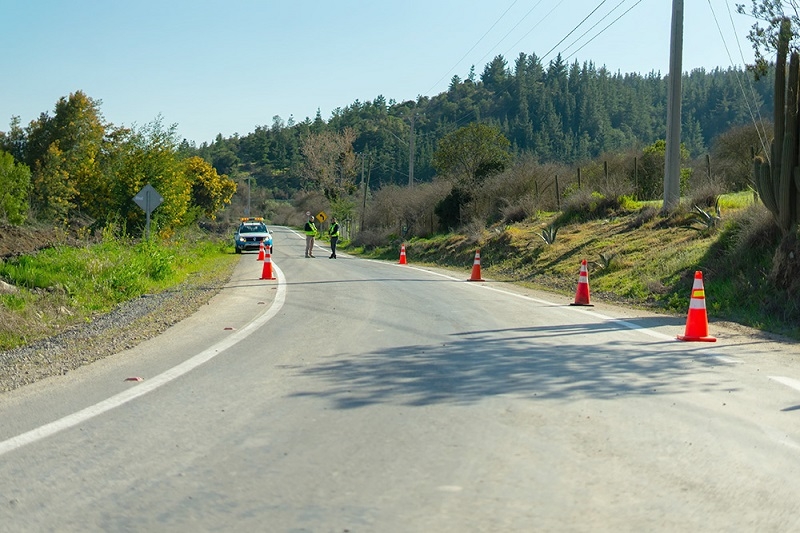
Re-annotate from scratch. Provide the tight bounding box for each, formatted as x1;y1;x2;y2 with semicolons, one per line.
754;19;800;235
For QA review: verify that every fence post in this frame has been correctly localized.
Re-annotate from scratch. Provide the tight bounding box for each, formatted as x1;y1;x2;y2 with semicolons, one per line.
555;175;560;211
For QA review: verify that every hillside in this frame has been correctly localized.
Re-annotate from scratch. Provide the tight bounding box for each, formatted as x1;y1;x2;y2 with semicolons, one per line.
0;194;795;367
0;224;79;259
357;195;796;340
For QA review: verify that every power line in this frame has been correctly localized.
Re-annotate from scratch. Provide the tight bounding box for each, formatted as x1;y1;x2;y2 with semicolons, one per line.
416;0;638;133
499;0;568;60
541;0;610;62
708;0;771;162
561;0;634;61
471;0;550;70
402;0;765;187
444;0;640;130
563;1;643;64
424;0;520;95
442;1;568;131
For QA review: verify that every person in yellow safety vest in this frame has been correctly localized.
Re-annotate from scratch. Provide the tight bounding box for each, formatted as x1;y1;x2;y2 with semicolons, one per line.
304;214;317;258
328;216;340;259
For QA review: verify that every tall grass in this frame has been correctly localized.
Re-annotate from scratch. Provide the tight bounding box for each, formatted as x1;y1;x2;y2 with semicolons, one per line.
0;231;235;350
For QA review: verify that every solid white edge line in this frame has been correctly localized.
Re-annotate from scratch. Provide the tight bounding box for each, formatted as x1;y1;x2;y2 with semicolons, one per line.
0;264;287;458
392;263;746;365
385;261;676;340
769;375;800;393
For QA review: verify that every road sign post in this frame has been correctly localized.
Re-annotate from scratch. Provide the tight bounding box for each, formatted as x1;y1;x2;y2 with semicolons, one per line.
133;184;164;240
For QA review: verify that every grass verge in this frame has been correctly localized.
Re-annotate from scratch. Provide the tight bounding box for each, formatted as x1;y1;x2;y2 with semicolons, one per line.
0;230;238;350
348;199;799;340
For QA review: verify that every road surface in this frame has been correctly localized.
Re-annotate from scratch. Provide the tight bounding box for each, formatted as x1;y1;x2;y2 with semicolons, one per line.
1;225;800;532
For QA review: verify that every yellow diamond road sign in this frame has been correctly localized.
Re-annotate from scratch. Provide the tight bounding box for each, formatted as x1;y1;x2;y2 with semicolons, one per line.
316;211;327;223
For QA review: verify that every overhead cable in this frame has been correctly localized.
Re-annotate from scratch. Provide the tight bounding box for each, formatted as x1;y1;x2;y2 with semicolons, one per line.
541;0;610;62
710;0;771;162
424;0;519;95
563;0;643;64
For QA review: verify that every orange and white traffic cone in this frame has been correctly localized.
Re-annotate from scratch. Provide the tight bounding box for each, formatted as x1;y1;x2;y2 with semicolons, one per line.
570;259;593;306
677;271;716;342
468;249;485;281
260;248;276;280
399;244;407;265
257;242;265;261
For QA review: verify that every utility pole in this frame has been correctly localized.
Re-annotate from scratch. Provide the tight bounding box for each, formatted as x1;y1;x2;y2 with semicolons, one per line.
360;152;370;232
247;176;252;216
663;0;684;212
408;112;415;187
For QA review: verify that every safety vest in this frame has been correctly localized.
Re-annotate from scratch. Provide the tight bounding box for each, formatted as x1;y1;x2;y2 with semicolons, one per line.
304;221;317;236
329;223;339;238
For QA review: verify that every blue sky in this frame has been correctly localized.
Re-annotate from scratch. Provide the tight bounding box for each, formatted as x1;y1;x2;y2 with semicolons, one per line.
2;0;757;146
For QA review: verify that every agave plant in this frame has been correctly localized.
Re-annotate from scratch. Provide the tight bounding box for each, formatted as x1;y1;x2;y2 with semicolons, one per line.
594;251;617;271
539;224;559;245
687;200;721;232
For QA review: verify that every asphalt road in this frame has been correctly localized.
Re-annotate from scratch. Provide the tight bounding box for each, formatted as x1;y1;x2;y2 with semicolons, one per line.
1;226;800;532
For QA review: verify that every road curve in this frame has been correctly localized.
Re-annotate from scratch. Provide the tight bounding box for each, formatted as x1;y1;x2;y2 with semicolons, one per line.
1;225;800;532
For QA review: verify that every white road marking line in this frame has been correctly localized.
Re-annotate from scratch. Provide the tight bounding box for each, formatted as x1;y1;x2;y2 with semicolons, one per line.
709;355;740;364
0;265;287;458
393;262;676;340
769;375;800;393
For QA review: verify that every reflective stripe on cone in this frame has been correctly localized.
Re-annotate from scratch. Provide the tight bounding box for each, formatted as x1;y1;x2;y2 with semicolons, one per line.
570;259;593;306
677;271;716;342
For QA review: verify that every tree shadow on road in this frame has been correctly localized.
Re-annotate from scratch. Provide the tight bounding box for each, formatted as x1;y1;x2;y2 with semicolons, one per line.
289;323;737;409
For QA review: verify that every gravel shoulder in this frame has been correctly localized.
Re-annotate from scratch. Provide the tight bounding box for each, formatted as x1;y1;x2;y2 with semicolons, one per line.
0;260;237;394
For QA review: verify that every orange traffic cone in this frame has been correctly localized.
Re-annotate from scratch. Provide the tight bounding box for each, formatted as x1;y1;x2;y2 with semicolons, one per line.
260;249;276;280
678;271;716;342
257;242;265;261
468;249;485;281
570;259;593;306
399;244;407;265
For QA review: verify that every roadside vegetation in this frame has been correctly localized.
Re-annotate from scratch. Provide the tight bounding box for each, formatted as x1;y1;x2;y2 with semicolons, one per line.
346;190;798;338
0;229;236;350
1;0;798;352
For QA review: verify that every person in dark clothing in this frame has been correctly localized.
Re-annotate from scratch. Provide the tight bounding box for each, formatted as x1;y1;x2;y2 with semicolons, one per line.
328;217;340;259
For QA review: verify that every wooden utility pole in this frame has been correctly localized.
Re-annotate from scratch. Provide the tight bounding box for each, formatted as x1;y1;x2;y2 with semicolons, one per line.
408;113;415;187
360;153;371;231
664;0;684;211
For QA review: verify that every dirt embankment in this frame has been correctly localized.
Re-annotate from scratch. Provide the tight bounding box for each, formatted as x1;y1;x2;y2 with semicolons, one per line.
0;223;83;259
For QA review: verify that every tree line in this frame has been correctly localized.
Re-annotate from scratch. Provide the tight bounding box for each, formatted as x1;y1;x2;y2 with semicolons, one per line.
0;52;774;234
192;52;773;202
0;91;236;233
